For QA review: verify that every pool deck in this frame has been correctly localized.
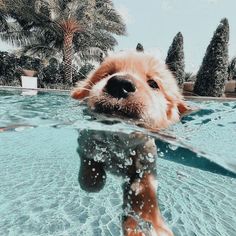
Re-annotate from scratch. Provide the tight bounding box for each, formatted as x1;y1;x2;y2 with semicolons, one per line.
1;85;236;101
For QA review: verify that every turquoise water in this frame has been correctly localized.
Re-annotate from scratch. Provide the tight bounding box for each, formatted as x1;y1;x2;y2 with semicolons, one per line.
0;89;236;236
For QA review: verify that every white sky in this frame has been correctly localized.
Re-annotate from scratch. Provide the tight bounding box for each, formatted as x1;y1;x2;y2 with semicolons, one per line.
1;0;235;72
113;0;236;72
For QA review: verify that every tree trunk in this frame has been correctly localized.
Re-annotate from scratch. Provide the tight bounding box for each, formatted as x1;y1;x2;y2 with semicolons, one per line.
63;32;74;85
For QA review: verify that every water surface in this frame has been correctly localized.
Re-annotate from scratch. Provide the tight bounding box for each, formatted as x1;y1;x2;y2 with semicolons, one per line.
0;89;235;236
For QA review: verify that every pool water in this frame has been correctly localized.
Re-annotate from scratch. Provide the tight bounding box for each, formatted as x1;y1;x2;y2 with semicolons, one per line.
0;89;236;236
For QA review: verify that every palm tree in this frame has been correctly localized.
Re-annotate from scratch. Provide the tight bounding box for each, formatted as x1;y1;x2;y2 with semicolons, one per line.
0;0;126;84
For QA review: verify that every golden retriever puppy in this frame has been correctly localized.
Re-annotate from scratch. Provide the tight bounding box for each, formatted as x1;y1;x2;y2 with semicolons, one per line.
71;51;190;236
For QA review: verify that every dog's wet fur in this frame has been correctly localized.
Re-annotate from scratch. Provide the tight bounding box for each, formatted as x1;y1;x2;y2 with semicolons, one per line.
72;51;190;236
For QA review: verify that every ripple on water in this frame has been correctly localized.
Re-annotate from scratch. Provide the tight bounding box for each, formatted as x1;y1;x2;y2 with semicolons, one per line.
0;90;236;235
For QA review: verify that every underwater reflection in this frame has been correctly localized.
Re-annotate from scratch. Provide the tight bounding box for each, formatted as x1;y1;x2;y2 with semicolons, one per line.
77;129;173;236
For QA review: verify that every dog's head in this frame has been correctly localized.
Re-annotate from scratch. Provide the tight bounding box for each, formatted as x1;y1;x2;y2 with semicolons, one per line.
71;52;190;129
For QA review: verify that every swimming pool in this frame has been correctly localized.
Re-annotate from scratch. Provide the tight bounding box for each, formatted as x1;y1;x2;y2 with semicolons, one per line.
0;89;235;236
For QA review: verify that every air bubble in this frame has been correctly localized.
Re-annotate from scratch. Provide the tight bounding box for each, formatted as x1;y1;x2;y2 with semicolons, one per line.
146;153;155;163
125;158;133;166
168;144;179;151
130;150;136;156
159;152;164;157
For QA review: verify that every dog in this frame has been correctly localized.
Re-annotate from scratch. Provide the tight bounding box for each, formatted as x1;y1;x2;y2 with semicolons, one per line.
71;51;190;236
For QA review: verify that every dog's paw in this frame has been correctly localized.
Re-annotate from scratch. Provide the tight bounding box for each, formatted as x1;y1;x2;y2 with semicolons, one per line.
78;158;106;192
155;226;174;236
123;216;144;236
123;216;174;236
123;216;157;236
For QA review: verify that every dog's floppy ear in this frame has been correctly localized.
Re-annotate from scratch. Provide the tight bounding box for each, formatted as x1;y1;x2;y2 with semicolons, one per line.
177;101;195;117
71;80;90;100
71;58;116;100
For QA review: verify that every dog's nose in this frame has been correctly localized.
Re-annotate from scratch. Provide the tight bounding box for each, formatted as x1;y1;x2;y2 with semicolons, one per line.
105;75;136;99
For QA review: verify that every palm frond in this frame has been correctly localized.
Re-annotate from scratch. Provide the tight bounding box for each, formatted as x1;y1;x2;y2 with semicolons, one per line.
1;0;126;65
74;30;117;52
21;43;59;58
0;21;34;46
76;46;103;62
94;0;126;35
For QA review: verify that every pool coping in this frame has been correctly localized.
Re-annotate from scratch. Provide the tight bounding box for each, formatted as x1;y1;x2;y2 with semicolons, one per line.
1;85;236;101
0;86;70;93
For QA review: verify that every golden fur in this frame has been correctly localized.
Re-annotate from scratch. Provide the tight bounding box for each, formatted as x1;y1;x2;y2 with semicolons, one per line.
71;51;189;129
72;51;190;236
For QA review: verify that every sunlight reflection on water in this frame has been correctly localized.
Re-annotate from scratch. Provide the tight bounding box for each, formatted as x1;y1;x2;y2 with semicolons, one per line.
0;89;236;236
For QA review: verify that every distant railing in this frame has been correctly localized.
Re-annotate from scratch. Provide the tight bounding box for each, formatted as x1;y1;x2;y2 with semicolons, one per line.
183;81;236;96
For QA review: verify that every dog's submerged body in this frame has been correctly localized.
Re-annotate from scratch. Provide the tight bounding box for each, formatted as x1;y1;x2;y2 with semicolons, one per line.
72;52;190;236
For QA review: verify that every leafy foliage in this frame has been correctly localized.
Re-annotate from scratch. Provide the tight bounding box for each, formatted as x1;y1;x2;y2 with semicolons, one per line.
0;50;94;88
166;32;185;88
228;57;236;80
184;72;196;82
0;0;126;84
136;43;144;52
77;63;94;80
0;51;41;86
0;0;126;59
194;18;229;97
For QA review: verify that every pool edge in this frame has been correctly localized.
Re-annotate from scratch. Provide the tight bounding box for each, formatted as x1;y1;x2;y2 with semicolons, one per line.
1;86;236;101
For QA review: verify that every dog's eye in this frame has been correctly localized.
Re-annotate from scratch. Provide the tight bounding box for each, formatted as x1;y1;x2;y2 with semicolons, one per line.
147;80;159;89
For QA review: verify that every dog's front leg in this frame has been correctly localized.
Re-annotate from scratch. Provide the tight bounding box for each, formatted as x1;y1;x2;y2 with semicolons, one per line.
78;154;106;192
77;130;107;192
123;138;173;236
123;173;173;236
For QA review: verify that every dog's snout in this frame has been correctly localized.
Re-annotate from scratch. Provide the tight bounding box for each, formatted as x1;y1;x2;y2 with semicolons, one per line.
105;75;136;99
